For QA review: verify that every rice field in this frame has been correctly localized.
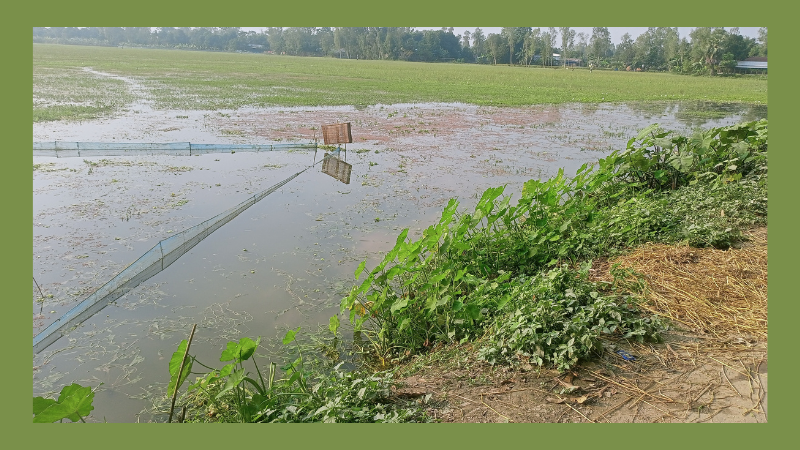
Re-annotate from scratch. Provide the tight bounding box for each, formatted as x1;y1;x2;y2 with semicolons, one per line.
33;43;768;122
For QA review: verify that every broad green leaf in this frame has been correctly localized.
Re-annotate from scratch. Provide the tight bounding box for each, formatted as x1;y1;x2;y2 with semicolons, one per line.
390;297;409;314
220;337;260;362
465;303;481;321
33;397;57;416
453;268;467;283
354;260;367;281
397;318;411;333
496;294;511;310
33;383;95;423
168;340;193;397
219;362;235;378
329;315;340;335
394;227;410;246
439;234;452;254
425;295;438;312
636;123;660;141
216;368;246;399
385;265;404;281
283;327;301;345
189;371;218;393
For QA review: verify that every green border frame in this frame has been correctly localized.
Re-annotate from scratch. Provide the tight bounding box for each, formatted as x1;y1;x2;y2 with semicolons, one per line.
14;0;788;445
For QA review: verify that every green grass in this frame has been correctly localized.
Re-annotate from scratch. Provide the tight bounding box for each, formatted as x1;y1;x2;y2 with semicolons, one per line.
33;43;767;122
33;65;135;122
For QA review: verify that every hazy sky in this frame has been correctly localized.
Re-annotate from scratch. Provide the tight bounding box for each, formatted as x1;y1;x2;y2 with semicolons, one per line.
241;27;763;45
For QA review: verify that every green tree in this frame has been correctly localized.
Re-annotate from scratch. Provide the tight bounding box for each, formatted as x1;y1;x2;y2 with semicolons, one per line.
540;30;552;66
590;27;611;66
522;28;540;66
757;27;767;56
559;27;575;68
472;28;486;63
501;27;516;65
548;27;558;65
267;27;285;54
461;30;471;49
574;32;589;64
616;32;635;68
486;33;504;65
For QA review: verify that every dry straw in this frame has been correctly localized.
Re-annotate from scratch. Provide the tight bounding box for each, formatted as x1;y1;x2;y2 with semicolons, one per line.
597;228;767;341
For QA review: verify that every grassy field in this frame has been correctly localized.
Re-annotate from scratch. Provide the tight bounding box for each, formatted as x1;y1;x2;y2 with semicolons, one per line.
33;43;768;122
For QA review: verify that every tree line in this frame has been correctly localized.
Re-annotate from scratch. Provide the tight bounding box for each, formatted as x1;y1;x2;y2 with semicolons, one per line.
34;27;767;75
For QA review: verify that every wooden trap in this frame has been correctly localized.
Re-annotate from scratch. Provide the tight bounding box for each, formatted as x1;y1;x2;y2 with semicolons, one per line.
321;122;353;145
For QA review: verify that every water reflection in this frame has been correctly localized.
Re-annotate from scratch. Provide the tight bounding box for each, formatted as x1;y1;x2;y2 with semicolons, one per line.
321;154;352;184
624;101;767;129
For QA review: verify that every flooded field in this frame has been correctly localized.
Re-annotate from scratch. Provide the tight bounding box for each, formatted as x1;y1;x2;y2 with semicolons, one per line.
33;100;766;422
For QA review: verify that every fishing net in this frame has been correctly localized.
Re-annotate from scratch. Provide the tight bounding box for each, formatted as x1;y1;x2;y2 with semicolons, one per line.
33;141;317;157
33;158;315;354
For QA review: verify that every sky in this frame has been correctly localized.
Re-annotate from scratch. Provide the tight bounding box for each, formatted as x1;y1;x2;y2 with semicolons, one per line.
240;27;763;45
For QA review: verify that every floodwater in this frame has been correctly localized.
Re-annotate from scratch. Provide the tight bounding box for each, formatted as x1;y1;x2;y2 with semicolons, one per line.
33;99;766;422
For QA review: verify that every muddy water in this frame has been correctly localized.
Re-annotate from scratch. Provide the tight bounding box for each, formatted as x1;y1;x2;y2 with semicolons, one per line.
32;100;766;422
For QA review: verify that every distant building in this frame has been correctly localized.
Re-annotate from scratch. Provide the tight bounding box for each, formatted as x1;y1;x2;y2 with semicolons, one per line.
551;54;583;66
735;56;767;73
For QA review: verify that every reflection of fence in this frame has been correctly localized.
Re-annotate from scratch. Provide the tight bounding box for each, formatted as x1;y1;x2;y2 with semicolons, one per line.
33;141;317;157
33;164;311;354
321;154;352;184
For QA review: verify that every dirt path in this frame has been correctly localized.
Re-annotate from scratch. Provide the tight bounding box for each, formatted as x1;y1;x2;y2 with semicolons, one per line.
394;337;766;423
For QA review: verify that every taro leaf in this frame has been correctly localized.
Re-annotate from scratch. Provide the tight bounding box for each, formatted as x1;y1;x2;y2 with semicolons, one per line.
390;297;409;314
436;295;451;307
329;315;340;335
33;397;57;416
453;268;467;283
33;383;95;423
167;339;193;397
653;137;674;150
215;368;246;399
354;260;367;281
395;228;410;246
438;234;452;254
442;198;459;221
522;179;543;199
398;318;411;333
385;265;404;281
733;141;750;159
219;362;236;378
189;370;218;393
168;342;194;398
220;337;260;362
465;303;481;321
283;327;301;345
636;123;661;141
496;294;511;310
669;153;694;172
